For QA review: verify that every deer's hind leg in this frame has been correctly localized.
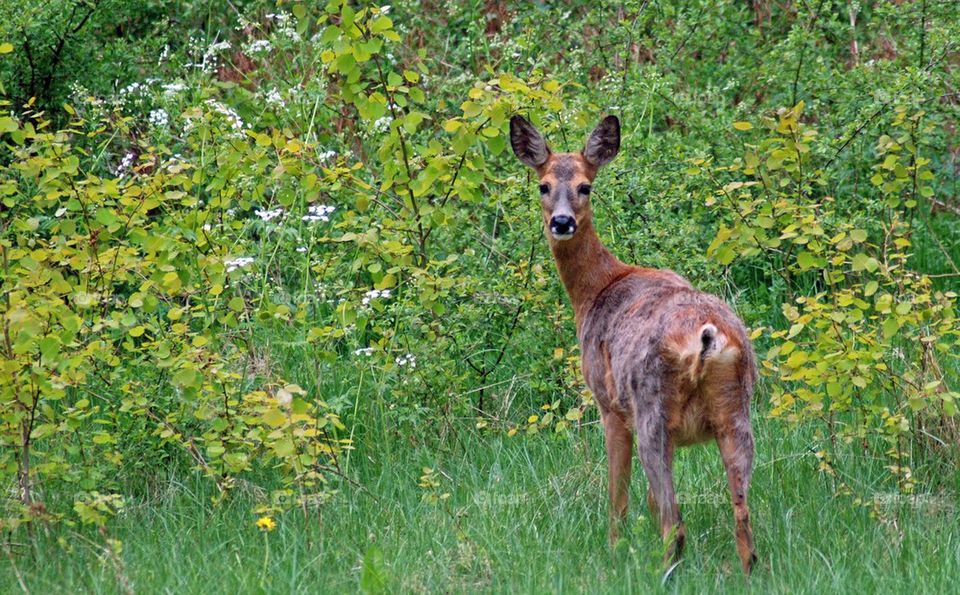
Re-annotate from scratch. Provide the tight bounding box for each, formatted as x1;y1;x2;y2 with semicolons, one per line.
715;411;757;574
634;407;684;563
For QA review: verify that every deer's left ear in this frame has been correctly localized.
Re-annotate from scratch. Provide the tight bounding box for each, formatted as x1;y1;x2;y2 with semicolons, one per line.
583;115;620;168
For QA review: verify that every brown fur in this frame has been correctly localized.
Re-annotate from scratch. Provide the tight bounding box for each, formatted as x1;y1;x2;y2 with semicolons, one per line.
511;115;759;574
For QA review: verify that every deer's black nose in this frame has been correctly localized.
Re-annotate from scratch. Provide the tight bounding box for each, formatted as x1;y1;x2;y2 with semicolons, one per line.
549;215;577;237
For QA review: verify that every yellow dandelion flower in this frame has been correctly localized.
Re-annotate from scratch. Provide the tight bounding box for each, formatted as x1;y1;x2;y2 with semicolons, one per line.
256;516;276;532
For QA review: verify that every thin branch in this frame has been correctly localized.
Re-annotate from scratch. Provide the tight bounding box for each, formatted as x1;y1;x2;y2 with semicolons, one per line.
792;0;827;107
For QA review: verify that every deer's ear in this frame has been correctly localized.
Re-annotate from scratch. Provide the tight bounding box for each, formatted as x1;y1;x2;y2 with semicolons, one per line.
582;115;620;168
510;116;550;169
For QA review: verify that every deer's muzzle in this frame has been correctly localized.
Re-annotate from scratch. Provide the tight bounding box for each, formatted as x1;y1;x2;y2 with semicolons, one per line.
549;214;577;240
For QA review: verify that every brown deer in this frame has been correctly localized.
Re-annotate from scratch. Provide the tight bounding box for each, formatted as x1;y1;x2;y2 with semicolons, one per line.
510;115;758;574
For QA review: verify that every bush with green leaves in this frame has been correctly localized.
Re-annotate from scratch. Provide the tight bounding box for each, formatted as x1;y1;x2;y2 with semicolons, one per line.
698;101;959;492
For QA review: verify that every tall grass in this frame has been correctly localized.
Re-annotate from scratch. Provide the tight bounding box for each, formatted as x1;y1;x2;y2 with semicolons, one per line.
6;404;957;593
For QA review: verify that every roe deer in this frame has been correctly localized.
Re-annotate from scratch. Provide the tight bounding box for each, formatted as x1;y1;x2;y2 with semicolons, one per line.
510;115;758;574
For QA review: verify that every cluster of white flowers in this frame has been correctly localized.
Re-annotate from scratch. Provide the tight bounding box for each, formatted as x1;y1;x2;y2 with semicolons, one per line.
317;150;336;162
69;81;102;107
119;82;148;97
266;11;301;42
361;288;392;306
203;99;246;137
302;204;335;222
225;256;254;272
395;354;416;368
209;40;231;53
148;108;169;128
185;38;232;73
379;5;392;14
264;88;284;107
116;151;136;177
163;82;187;98
372;116;392;133
114;80;155;108
255;207;284;222
353;347;374;356
295;246;307;253
246;39;272;55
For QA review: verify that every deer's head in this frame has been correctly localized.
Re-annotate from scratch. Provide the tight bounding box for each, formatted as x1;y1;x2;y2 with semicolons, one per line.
510;115;620;241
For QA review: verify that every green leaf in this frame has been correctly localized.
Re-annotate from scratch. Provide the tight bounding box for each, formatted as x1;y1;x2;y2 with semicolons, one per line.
882;317;899;338
263;407;287;428
369;15;393;33
851;253;878;272
796;251;816;270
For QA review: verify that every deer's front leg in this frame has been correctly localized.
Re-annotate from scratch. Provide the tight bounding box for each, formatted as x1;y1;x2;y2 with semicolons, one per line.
602;410;633;546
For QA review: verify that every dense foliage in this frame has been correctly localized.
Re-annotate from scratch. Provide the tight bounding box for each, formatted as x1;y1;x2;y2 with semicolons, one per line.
1;0;958;575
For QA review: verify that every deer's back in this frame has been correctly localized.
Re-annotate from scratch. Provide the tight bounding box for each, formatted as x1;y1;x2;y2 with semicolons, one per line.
579;268;756;441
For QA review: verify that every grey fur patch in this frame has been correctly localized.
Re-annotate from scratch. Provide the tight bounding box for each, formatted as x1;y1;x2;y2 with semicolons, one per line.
551;155;577;181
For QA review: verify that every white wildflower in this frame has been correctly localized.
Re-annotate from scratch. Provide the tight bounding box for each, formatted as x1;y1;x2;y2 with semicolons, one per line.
224;256;254;272
353;347;374;356
208;40;231;53
302;204;335;222
379;5;392;14
395;354;416;368
116;151;135;176
255;207;284;222
163;82;187;97
267;11;301;42
246;39;272;55
148;108;169;128
120;82;146;96
361;288;392;306
185;40;232;73
265;88;284;107
204;99;246;136
373;116;391;133
317;150;336;162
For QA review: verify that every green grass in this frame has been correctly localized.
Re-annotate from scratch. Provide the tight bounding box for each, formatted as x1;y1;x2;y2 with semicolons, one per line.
5;412;958;594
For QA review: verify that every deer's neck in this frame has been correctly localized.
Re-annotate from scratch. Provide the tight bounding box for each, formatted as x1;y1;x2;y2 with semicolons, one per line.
548;219;631;327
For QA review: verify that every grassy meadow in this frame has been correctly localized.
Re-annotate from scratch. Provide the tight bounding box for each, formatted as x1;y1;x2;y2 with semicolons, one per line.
10;416;960;593
2;1;959;593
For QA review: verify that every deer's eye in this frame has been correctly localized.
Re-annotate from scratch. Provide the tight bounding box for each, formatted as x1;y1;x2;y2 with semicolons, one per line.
539;184;550;195
578;184;592;195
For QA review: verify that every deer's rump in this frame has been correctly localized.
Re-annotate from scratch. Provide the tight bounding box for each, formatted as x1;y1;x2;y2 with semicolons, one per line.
579;269;756;444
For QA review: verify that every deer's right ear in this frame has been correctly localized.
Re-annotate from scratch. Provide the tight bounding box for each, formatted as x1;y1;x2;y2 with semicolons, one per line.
510;116;550;169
